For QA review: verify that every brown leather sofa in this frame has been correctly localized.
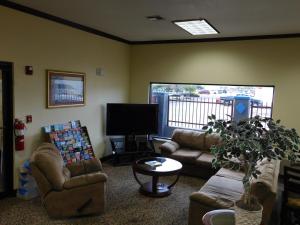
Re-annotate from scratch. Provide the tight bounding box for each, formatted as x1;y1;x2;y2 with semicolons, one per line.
30;143;107;218
159;129;280;225
188;159;280;225
159;129;221;178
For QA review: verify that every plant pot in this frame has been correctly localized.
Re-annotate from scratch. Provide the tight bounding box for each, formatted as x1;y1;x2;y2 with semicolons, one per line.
234;200;263;225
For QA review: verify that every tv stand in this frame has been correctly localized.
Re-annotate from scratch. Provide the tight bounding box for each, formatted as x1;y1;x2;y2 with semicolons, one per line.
124;134;138;152
109;136;158;166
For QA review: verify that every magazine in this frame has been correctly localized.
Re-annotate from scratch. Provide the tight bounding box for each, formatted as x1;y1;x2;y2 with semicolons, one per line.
145;160;162;167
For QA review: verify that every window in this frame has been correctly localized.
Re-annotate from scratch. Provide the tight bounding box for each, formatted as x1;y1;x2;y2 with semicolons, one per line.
149;83;274;138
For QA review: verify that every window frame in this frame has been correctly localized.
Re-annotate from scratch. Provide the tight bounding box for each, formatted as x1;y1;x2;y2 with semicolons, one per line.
149;81;275;138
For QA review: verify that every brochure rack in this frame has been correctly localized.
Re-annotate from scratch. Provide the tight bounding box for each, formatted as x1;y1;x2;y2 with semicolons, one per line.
43;120;95;165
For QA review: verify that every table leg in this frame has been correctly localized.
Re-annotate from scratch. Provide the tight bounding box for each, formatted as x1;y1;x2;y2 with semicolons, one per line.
132;168;143;187
152;176;158;193
168;174;180;189
132;168;180;197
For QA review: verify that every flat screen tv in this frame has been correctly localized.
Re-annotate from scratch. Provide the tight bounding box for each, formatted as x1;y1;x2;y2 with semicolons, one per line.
106;103;159;136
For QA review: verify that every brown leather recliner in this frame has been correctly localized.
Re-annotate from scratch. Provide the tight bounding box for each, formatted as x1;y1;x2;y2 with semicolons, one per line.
30;143;107;218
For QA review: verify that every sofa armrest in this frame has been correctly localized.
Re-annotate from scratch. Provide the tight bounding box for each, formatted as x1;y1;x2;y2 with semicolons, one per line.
63;172;108;189
66;158;103;177
189;199;216;225
188;192;233;225
159;140;180;155
190;192;234;208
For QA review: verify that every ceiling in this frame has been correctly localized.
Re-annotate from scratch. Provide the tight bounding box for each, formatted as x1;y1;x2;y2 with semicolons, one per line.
7;0;300;42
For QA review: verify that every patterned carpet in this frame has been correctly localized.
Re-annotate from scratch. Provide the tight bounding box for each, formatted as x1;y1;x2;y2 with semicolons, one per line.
0;163;205;225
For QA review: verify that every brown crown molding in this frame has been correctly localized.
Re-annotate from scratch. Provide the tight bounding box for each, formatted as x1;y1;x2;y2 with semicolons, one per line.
131;33;300;45
0;0;130;44
1;0;300;45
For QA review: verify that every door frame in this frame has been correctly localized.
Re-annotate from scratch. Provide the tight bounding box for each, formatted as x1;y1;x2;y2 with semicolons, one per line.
0;61;14;198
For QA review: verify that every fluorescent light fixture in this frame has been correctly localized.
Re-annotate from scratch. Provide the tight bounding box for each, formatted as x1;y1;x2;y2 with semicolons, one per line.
173;19;218;35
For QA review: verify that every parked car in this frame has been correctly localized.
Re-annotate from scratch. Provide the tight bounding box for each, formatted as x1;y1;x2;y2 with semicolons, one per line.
250;98;263;106
181;93;199;99
198;89;210;95
169;94;181;100
220;96;235;105
219;95;263;106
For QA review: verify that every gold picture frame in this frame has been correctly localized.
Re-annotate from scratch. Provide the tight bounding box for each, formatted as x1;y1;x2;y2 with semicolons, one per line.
47;70;86;108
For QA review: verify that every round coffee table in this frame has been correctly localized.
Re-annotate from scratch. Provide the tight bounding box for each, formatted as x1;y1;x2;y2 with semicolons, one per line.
132;157;183;197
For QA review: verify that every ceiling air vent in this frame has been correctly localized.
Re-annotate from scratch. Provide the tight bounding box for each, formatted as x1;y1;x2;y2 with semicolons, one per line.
146;15;164;21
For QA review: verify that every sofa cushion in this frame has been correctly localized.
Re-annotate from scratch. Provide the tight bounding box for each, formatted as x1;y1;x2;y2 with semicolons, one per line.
216;167;244;181
159;140;180;155
195;153;214;168
190;175;243;207
172;129;205;149
66;158;103;177
204;133;221;151
170;149;202;164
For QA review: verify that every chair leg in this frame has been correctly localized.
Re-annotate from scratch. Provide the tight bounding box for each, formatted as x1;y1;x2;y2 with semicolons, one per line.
280;211;284;225
295;212;300;225
286;209;292;225
280;203;286;225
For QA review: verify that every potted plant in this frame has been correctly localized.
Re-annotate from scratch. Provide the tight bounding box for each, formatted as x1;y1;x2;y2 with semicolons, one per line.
203;115;300;225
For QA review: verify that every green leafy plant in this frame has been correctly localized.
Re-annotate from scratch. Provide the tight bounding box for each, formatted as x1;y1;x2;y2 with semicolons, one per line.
203;115;300;209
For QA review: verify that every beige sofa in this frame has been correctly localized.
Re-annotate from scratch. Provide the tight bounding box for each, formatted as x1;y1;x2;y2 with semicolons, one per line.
188;159;280;225
159;129;221;178
159;129;280;225
30;143;107;218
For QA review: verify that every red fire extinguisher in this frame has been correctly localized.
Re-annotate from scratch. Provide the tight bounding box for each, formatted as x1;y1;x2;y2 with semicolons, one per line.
14;119;26;151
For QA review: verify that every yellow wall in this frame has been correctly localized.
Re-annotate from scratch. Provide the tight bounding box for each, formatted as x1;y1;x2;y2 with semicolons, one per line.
0;6;130;188
130;39;300;132
2;5;300;189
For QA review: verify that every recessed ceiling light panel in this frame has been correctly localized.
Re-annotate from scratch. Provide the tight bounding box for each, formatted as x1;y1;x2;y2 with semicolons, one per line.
173;19;218;35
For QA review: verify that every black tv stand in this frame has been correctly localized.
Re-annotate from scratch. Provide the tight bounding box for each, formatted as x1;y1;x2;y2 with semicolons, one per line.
109;136;158;166
124;134;138;152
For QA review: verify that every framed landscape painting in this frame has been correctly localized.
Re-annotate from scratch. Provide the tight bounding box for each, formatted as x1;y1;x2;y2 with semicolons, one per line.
47;70;86;108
